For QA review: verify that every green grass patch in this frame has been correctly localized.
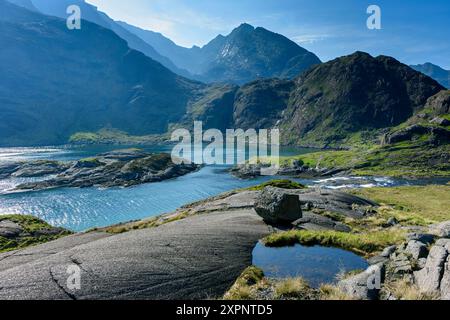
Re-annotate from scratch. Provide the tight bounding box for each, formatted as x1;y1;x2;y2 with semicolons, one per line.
351;185;450;224
263;229;406;256
0;215;71;253
244;179;306;191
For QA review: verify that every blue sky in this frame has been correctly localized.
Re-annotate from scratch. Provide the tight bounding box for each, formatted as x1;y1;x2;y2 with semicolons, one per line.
87;0;450;68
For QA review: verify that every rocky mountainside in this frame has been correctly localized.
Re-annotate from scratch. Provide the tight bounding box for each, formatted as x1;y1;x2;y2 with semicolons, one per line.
26;0;190;77
123;22;322;85
185;52;444;148
0;0;204;146
411;63;450;89
1;2;445;149
279;52;445;146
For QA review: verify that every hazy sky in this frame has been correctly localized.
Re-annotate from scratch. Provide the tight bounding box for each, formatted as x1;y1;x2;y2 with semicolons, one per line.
86;0;450;68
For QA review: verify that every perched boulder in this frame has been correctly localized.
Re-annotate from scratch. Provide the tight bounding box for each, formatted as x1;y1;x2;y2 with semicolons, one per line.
414;245;448;294
254;187;302;224
404;240;428;260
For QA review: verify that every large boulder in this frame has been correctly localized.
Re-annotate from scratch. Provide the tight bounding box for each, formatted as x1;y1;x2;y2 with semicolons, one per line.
404;240;428;260
430;221;450;238
414;245;448;294
254;187;302;224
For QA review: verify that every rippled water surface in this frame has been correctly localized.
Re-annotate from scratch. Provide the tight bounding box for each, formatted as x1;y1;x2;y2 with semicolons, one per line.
0;145;446;231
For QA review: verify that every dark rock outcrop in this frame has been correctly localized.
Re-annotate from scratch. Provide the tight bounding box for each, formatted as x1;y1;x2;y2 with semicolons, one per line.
384;125;450;145
254;187;302;224
9;150;199;192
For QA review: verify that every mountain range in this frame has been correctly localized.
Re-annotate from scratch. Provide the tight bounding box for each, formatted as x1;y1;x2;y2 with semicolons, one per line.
25;0;191;77
0;0;447;148
119;21;322;84
411;63;450;89
10;0;321;85
0;0;204;145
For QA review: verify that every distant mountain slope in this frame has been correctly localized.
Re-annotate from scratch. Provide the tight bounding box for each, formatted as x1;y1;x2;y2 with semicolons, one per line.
0;0;201;146
117;21;196;75
171;52;445;148
279;52;445;146
6;0;36;11
123;22;321;84
28;0;191;77
411;63;450;88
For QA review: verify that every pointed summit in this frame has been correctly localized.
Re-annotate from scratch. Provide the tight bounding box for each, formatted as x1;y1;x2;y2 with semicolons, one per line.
233;23;255;33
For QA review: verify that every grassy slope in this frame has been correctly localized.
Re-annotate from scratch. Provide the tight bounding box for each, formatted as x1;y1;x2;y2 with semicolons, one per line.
69;128;169;145
262;185;450;257
274;135;450;178
0;215;71;253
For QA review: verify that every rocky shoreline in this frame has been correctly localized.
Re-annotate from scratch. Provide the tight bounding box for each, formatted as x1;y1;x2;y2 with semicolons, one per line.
0;149;200;192
230;161;344;179
0;180;448;300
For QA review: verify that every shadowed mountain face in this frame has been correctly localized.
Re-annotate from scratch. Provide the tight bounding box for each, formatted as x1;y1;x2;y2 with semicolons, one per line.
26;0;191;77
122;22;322;85
411;63;450;89
0;0;202;146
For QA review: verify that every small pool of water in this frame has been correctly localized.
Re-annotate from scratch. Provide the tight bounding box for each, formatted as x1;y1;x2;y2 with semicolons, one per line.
252;242;368;288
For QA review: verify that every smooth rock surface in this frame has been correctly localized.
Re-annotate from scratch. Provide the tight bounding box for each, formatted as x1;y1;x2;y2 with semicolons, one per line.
293;212;351;232
0;209;270;300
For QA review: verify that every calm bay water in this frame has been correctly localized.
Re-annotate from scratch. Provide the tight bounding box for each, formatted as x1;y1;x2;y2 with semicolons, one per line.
0;145;444;231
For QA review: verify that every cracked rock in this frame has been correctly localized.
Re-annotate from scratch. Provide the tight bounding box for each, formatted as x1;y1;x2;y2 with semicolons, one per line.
414;245;448;294
404;240;428;260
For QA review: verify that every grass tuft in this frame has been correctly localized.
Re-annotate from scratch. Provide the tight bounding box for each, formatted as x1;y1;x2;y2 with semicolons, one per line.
274;278;311;299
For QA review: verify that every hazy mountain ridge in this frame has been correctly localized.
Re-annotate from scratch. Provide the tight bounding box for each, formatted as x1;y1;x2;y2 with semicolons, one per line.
24;0;191;77
122;22;322;84
411;63;450;89
6;0;36;11
0;0;203;146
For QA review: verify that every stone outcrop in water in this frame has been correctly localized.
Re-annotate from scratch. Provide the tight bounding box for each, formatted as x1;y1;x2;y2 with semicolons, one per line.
1;149;200;192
